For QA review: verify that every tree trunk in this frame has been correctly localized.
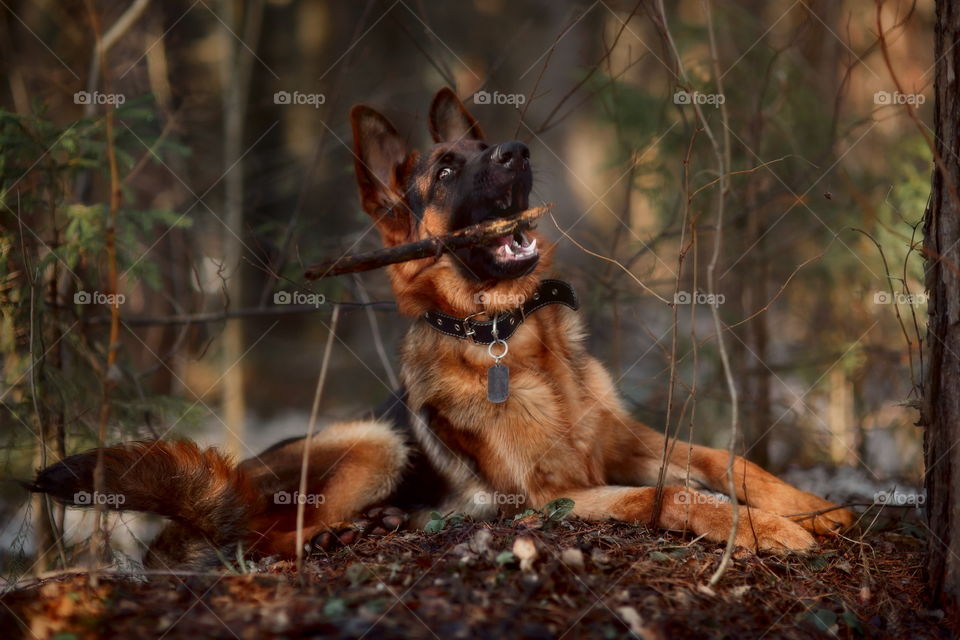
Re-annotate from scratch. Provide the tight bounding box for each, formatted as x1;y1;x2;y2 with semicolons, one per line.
741;161;771;469
923;0;960;622
219;0;263;457
739;0;773;469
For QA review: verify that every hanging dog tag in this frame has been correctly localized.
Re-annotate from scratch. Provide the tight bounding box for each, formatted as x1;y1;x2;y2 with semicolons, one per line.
486;334;510;403
487;363;509;403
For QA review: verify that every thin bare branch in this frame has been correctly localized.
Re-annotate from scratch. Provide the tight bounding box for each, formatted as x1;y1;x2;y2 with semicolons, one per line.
295;305;341;576
304;205;550;280
549;213;672;305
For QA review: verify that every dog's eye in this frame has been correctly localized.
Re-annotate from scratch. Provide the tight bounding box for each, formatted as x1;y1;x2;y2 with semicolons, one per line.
437;167;455;181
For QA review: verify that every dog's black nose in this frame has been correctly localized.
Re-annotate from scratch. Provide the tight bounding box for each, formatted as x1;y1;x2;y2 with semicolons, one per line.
492;141;529;170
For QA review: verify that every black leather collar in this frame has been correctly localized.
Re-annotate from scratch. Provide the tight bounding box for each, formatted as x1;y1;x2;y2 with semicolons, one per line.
422;279;579;345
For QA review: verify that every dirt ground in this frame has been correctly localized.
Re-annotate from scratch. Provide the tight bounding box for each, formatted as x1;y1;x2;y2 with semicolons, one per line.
0;510;949;639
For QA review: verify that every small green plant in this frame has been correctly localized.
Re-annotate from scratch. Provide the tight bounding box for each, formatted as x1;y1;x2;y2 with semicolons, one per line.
511;497;576;531
423;511;465;533
0;99;197;575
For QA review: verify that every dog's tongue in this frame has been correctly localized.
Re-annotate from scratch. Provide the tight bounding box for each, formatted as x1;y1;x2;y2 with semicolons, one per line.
493;234;512;246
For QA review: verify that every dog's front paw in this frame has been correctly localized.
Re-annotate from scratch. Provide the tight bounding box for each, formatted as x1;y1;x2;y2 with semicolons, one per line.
670;491;817;553
734;508;817;553
779;491;854;536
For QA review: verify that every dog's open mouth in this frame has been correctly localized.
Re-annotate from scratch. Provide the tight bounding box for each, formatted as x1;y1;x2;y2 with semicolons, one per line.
484;185;538;265
490;229;538;263
451;173;539;281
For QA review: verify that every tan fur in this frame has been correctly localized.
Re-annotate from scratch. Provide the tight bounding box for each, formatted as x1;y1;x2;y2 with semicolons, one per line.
32;421;408;568
241;420;409;558
397;301;852;550
357;88;854;552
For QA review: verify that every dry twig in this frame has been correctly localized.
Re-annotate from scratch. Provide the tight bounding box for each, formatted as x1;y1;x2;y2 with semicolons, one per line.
304;205;550;279
295;305;341;576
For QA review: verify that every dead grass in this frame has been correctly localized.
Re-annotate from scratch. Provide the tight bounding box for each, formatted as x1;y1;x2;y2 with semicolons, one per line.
0;514;948;639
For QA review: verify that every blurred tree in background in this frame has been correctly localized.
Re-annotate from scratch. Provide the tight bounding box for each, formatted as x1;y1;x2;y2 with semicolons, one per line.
0;0;934;575
922;0;960;620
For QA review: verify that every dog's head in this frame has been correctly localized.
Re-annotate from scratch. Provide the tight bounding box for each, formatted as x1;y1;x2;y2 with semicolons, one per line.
351;87;550;316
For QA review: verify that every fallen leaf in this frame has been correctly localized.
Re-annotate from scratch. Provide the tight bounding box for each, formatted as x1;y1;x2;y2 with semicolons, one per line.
560;547;585;572
617;605;657;639
731;585;750;598
469;528;494;556
697;584;717;598
513;536;538;571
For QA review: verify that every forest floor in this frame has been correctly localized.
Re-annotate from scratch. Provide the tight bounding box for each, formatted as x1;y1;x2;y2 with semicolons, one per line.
0;509;949;640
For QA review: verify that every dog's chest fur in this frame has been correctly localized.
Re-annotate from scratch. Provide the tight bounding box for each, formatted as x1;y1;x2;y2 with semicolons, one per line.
399;305;626;515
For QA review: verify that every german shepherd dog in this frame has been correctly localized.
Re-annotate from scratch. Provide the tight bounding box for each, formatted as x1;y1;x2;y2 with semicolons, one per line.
30;88;853;569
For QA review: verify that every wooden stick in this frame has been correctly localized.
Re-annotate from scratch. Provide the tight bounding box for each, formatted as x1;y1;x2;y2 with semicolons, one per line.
304;205;551;280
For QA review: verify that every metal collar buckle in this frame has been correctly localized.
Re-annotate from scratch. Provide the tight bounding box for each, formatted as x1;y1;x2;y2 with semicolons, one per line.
461;312;482;337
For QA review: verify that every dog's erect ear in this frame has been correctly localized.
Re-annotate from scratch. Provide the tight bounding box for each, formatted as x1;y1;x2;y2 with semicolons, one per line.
429;87;485;143
351;105;413;243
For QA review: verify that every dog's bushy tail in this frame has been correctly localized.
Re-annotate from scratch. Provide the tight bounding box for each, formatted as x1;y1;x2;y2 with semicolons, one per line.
30;440;262;548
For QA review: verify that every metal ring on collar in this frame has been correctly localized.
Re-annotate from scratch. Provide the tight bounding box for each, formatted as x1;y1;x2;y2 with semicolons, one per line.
488;338;508;359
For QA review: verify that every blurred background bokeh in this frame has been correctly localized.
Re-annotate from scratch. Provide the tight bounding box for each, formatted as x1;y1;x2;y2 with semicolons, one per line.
0;0;933;574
